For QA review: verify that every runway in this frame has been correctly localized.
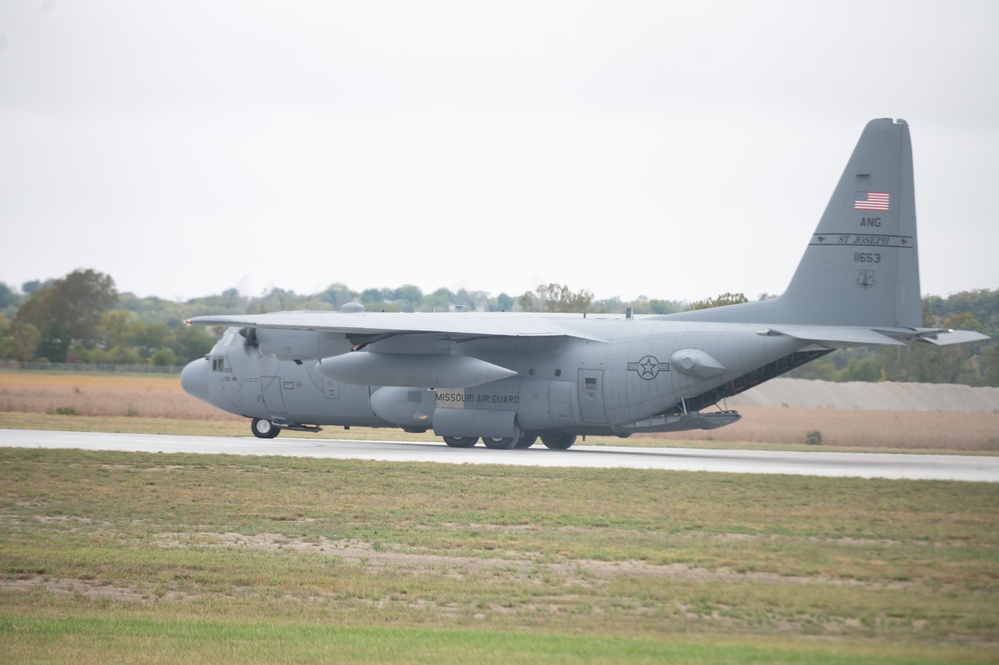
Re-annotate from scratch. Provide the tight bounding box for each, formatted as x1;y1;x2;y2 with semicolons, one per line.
2;429;997;482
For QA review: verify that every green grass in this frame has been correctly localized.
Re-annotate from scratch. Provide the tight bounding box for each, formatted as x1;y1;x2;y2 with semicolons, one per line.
1;448;998;663
2;614;990;665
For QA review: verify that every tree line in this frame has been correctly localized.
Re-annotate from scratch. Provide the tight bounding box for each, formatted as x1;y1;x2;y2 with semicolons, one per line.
0;269;996;385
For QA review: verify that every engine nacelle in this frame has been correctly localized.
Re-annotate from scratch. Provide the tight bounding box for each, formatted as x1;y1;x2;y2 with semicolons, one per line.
255;329;351;362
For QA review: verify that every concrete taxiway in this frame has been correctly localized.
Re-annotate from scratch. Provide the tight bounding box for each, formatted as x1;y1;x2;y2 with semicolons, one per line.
1;429;997;482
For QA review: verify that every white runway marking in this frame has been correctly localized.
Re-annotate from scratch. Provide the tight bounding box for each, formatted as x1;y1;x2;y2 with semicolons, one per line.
1;429;996;482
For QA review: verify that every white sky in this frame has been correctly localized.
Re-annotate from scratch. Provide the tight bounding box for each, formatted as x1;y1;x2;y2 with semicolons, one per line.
1;0;997;304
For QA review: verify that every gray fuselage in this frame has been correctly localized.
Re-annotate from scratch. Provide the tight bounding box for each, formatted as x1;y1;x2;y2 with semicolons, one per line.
181;314;811;440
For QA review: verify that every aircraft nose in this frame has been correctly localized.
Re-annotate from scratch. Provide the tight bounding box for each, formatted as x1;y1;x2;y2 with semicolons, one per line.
180;357;211;403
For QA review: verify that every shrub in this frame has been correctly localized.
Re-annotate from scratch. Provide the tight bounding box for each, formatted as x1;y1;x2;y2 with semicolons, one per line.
48;406;78;416
805;430;823;445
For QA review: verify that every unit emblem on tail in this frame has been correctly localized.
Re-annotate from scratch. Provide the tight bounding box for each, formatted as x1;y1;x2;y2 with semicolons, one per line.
856;270;876;289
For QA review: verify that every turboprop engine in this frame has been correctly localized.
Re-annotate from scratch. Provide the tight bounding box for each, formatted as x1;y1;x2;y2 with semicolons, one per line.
253;329;351;362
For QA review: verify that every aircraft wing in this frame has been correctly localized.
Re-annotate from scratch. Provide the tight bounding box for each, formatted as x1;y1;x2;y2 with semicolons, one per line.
757;325;990;348
185;311;611;343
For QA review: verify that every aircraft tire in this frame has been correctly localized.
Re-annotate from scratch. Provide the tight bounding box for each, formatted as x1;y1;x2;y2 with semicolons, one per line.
442;436;478;448
251;418;280;439
514;435;538;449
482;436;517;449
541;433;576;450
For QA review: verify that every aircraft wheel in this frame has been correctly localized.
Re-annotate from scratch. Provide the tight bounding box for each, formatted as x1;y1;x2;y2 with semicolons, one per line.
541;433;576;450
251;418;280;439
482;436;517;449
443;436;478;448
514;434;538;449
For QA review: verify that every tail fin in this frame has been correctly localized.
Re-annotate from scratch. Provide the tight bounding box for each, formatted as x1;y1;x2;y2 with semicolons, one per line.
779;118;920;327
671;118;922;328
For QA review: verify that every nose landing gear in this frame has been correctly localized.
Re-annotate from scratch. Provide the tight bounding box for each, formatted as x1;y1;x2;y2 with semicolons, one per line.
251;418;280;439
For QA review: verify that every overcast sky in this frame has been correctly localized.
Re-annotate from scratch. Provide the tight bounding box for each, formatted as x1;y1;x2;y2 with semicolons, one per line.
2;1;997;305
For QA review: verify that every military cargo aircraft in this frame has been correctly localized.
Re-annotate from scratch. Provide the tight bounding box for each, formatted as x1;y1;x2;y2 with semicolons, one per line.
181;118;987;449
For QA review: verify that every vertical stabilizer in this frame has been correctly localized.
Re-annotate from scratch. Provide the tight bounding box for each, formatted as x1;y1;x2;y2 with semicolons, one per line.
778;118;921;327
667;118;922;328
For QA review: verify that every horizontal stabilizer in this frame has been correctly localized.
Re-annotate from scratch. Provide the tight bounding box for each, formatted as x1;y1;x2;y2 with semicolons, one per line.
915;329;991;346
756;326;906;348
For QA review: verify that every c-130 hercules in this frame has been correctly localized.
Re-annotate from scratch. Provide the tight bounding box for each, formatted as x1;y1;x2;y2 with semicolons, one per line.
181;119;987;449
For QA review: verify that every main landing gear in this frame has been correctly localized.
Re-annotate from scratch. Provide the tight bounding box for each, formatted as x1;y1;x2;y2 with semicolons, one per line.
540;433;576;450
442;434;576;450
249;419;322;439
249;418;578;450
440;436;475;448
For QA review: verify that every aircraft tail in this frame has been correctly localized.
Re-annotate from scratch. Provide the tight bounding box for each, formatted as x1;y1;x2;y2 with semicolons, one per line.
669;118;921;329
779;117;920;327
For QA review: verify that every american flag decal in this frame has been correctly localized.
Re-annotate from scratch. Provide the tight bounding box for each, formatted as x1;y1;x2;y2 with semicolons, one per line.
854;191;890;211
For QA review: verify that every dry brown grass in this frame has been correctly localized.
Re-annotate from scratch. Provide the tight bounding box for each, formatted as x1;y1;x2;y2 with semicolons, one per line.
649;405;999;451
2;370;997;452
0;371;236;421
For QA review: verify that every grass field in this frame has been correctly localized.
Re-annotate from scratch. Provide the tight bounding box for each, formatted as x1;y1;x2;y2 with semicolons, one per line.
2;370;998;662
2;448;998;663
